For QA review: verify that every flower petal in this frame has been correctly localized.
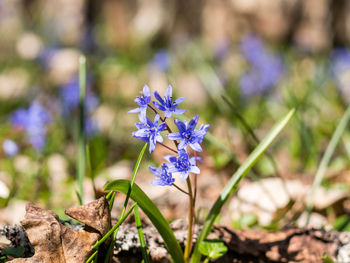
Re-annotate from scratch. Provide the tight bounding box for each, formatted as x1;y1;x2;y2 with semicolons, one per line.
189;142;202;152
178;139;187;150
190;166;200;174
167;132;181;140
142;85;151;97
154;114;160;125
188;115;199;130
173;108;186;115
174;119;186;133
165;85;172;98
154;91;165;105
157;122;167;132
151;179;166;186
134;129;150;137
128;107;142;113
149;138;156;153
153;101;166;111
164;110;173;118
149;165;161;177
180;172;189;182
173;97;186;106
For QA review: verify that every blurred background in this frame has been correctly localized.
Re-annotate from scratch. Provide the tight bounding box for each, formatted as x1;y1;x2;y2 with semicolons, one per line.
1;0;350;232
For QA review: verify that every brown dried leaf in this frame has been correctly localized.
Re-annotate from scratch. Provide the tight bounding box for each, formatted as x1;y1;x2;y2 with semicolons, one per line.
10;197;111;263
65;197;111;236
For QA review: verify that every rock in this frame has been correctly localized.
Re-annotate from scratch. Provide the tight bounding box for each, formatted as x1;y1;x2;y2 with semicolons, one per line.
0;180;9;198
230;178;308;225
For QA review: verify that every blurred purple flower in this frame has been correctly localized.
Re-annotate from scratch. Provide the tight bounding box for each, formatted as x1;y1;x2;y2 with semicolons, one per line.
150;50;170;72
60;76;99;135
149;163;175;186
239;34;284;96
37;46;60;68
11;102;51;150
2;139;19;157
60;76;98;115
330;48;350;101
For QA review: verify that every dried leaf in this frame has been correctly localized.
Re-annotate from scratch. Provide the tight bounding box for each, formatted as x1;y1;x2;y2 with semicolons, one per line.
10;197;111;263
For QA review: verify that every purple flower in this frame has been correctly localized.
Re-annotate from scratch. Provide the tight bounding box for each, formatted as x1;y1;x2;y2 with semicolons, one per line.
60;76;99;135
239;34;284;96
153;85;186;118
132;114;166;153
150;50;170;72
165;150;200;181
11;102;51;150
2;139;19;157
149;163;175;186
60;76;98;115
128;85;152;117
167;115;209;152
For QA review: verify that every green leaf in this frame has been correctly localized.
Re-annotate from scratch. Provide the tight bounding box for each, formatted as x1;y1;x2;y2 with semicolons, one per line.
105;180;185;263
306;104;350;224
77;55;87;204
233;213;258;229
333;215;350;232
134;205;150;263
191;109;295;263
2;246;25;258
322;253;335;263
103;143;148;263
199;239;227;259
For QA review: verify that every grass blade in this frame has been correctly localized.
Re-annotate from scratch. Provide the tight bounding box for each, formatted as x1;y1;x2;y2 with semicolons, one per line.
105;180;185;263
134;205;150;263
305;105;350;224
77;55;86;204
93;202;137;250
104;143;148;261
191;108;295;263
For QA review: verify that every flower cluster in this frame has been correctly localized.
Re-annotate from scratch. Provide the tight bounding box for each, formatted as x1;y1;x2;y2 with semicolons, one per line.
129;85;209;185
11;102;51;150
240;34;284;96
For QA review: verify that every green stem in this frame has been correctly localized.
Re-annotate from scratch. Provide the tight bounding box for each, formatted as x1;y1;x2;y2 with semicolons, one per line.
203;257;210;263
184;177;194;261
78;55;86;204
93;202;137;250
85;250;98;263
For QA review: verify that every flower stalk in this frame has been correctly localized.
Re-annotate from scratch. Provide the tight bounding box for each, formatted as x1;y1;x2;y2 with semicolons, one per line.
184;177;195;261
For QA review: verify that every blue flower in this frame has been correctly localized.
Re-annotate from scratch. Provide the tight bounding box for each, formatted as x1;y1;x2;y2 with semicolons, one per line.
153;85;186;118
165;150;200;181
60;76;99;115
2;139;19;157
132;114;166;153
239;34;284;96
150;50;170;72
128;85;152;116
149;163;175;186
11;102;51;150
167;115;209;152
60;76;99;135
